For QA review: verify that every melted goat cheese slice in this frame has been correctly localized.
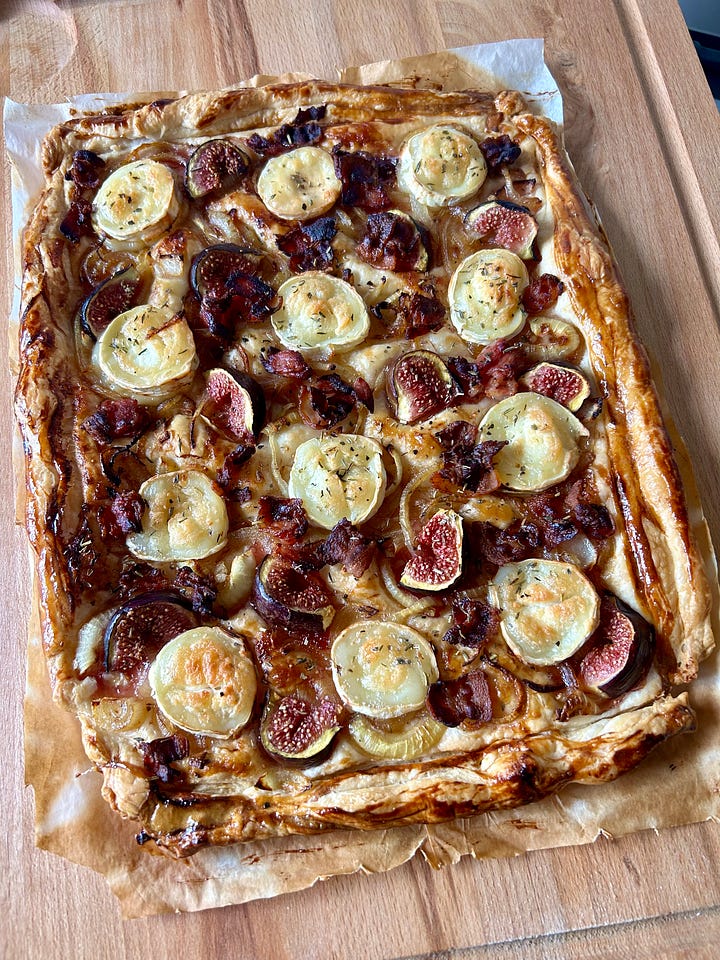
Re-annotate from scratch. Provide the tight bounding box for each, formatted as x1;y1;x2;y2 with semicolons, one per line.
478;392;589;492
449;248;529;344
331;622;439;719
257;146;341;220
491;559;600;666
288;434;387;529
93;160;180;247
93;304;197;402
272;272;370;353
127;469;229;561
397;124;487;207
149;626;257;738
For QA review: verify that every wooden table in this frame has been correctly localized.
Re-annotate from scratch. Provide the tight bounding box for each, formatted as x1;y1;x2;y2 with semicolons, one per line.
3;1;720;957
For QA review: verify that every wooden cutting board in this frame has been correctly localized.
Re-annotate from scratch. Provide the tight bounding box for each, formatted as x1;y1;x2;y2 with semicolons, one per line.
3;1;720;957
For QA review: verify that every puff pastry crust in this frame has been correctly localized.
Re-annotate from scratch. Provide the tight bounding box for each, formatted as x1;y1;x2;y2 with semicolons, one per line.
15;81;714;856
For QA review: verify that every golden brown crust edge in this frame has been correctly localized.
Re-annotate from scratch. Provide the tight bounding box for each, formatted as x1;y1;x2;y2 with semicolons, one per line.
512;105;715;683
14;82;715;855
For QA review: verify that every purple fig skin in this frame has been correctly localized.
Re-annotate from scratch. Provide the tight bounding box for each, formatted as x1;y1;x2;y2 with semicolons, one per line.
251;557;331;634
579;594;655;698
103;591;196;673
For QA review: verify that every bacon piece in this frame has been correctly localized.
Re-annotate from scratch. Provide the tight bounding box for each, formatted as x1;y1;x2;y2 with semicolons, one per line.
247;105;326;157
174;566;218;615
447;340;524;401
217;445;255;498
444;596;500;648
479;135;522;173
351;376;374;411
257;496;308;541
357;212;423;271
277;217;336;272
572;501;615;539
138;735;189;783
468;520;542;567
83;397;150;443
392;290;446;339
427;671;493;727
331;146;396;212
320;518;376;577
65;149;106;189
521;273;565;315
59;199;94;242
116;560;170;600
110;491;144;534
434;422;507;494
298;374;356;429
261;347;312;379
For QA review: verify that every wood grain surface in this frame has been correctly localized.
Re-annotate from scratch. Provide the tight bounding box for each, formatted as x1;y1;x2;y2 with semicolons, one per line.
3;1;720;957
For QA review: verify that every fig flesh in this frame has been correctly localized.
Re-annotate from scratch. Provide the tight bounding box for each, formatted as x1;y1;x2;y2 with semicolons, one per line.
190;243;260;300
388;349;457;424
103;591;196;678
252;556;335;633
465;200;537;259
520;362;591;412
185;138;250;199
400;508;463;591
579;594;655;697
260;692;342;760
199;368;266;442
79;265;143;339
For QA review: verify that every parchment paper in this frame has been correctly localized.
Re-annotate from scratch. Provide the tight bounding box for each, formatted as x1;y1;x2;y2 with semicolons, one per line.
8;39;720;918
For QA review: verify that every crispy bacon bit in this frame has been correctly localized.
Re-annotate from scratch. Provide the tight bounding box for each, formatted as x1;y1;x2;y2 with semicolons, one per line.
479;135;522;173
277;216;336;272
116;560;170;600
351;376;374;411
392;291;446;339
138;735;189;783
261;347;312;379
174;566;218;615
357;212;424;271
427;671;493;727
110;491;144;534
320;518;376;577
83;397;150;444
331;146;396;212
521;273;565;315
247;105;326;157
435;422;507;494
299;374;356;429
448;341;524;401
257;496;308;541
572;501;615;539
195;266;279;339
444;596;500;648
468;520;542;567
217;444;255;496
59;199;94;242
65;149;106;188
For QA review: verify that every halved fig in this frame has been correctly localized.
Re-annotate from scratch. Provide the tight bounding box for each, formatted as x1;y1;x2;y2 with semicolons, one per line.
465;200;537;259
252;555;335;633
260;692;342;760
520;362;590;412
523;317;582;364
400;508;463;592
356;210;429;271
190;243;260;300
579;594;655;698
199;368;266;442
103;591;196;678
427;670;492;727
387;349;458;424
79;265;143;339
186;138;250;199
